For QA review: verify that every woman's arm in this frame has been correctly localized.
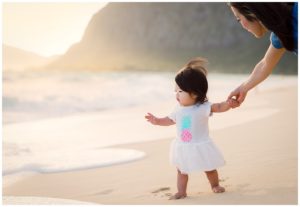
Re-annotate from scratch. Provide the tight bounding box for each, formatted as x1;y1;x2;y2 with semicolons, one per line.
228;44;286;106
145;113;175;126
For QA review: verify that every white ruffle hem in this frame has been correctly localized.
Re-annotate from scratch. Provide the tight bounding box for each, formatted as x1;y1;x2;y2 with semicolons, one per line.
170;139;225;174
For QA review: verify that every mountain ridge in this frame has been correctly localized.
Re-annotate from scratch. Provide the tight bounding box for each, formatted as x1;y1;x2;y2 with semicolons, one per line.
46;2;297;74
3;44;59;71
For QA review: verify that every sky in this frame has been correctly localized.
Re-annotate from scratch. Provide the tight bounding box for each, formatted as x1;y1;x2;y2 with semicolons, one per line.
3;2;107;57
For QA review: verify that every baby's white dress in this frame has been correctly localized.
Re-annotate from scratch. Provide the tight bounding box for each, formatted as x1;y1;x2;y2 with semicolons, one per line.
168;102;225;174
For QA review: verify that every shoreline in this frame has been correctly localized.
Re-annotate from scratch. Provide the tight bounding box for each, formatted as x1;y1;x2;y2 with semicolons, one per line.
3;83;287;182
3;85;298;204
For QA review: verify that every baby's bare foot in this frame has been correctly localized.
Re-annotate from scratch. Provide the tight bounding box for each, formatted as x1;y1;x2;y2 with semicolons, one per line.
212;185;225;193
169;192;187;200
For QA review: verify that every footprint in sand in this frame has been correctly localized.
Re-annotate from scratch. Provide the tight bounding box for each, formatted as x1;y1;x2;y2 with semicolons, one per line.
99;189;114;195
151;187;172;197
87;189;114;196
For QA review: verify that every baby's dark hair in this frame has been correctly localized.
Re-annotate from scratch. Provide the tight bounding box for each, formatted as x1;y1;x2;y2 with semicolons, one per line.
175;57;208;104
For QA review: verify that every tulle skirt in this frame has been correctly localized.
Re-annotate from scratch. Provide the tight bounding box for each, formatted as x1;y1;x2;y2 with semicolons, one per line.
170;139;225;174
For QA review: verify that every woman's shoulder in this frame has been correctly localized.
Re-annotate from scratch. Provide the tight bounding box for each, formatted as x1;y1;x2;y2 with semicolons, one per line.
270;32;283;49
270;3;298;53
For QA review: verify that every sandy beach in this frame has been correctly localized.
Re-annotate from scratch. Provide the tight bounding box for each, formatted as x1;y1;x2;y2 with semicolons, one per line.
3;85;297;205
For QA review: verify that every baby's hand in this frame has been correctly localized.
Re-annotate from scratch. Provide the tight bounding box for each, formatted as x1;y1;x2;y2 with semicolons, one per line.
227;98;240;108
145;112;158;125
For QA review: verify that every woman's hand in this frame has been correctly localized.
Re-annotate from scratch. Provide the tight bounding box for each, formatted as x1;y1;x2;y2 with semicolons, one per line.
227;84;248;108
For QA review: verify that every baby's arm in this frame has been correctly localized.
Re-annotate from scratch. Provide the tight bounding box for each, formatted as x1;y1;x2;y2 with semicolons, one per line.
211;99;238;113
145;113;175;126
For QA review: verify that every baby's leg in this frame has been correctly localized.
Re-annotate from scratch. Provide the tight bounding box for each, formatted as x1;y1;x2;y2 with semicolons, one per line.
169;169;188;199
205;170;225;193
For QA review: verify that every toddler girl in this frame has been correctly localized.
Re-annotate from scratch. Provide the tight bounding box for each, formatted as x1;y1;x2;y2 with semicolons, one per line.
145;57;236;199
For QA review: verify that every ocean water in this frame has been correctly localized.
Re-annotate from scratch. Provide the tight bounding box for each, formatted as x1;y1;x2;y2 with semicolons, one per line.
2;70;297;186
4;70;295;124
3;71;174;124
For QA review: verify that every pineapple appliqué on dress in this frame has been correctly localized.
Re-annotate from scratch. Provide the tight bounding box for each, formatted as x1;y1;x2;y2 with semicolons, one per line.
181;116;192;142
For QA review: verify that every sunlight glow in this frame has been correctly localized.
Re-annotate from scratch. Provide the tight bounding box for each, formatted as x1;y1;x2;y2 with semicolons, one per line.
3;3;107;57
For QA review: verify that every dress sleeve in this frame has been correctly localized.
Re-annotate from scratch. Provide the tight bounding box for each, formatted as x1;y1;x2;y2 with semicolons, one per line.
205;102;213;117
270;32;283;49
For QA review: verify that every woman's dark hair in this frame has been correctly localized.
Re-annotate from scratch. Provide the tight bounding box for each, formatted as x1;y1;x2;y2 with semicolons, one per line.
228;2;295;51
175;57;208;104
